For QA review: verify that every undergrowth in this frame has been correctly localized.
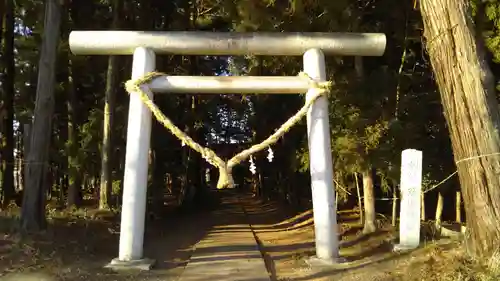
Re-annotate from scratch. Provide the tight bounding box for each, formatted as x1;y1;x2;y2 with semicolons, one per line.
401;243;500;281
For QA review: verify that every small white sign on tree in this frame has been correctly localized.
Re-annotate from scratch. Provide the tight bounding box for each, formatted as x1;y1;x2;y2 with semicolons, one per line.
395;149;423;251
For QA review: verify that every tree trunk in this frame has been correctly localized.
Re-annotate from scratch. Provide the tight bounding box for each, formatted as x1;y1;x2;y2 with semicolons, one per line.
15;132;22;192
55;164;63;205
258;168;264;200
151;132;167;210
20;0;61;231
0;5;4;201
391;180;398;227
362;169;376;234
335;189;339;209
98;61;115;208
23;124;31;192
55;4;71;207
435;191;444;229
456;190;462;223
66;0;82;209
66;60;82;207
117;142;126;206
99;0;122;210
420;0;500;259
0;0;4;48
1;0;16;207
420;191;425;221
355;172;363;225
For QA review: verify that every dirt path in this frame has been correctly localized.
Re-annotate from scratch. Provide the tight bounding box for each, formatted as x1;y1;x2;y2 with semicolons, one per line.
177;190;270;281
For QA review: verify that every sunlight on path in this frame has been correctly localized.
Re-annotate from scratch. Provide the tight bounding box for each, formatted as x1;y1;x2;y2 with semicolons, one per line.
178;192;270;281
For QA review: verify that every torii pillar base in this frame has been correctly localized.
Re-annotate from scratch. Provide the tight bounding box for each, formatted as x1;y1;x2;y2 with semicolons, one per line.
105;258;155;271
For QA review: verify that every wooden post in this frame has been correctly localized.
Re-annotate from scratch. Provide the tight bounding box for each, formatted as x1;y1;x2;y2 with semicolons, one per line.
435;191;444;229
355;172;363;224
391;181;398;227
456;190;462;223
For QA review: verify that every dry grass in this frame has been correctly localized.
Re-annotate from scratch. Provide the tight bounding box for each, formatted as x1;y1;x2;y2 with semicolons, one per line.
0;204;122;280
240;196;500;281
398;243;500;281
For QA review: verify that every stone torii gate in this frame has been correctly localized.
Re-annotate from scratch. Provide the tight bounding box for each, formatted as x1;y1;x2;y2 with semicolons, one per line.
69;31;386;269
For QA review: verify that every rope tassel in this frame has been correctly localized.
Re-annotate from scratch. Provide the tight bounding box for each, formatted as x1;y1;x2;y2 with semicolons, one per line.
124;71;332;189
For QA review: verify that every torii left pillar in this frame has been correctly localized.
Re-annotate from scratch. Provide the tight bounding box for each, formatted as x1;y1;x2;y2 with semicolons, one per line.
106;47;156;270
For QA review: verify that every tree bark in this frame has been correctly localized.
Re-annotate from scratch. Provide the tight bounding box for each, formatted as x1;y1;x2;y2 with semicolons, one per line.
23;124;31;192
1;0;16;207
151;129;168;211
66;57;82;207
0;0;4;48
420;191;425;221
20;0;61;231
66;0;83;209
362;169;376;234
56;5;69;206
420;0;500;259
99;0;122;210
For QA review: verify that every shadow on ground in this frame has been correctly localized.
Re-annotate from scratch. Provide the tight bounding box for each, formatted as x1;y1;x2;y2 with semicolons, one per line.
0;188;464;281
228;190;464;281
0;192;219;281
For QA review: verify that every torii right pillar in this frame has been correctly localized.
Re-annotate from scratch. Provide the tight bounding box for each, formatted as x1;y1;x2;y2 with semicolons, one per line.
304;48;340;263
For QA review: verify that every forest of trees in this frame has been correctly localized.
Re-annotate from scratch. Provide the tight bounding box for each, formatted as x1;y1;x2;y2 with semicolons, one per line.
1;0;500;269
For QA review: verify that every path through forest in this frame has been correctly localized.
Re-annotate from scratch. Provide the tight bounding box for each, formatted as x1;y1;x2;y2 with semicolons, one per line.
0;189;468;281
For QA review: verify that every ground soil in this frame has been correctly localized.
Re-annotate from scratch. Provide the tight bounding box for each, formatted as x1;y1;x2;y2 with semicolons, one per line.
0;191;489;281
239;194;486;281
0;195;215;281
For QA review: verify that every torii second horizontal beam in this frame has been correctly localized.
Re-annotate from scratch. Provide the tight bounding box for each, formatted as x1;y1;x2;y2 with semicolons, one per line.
69;31;386;57
147;75;312;94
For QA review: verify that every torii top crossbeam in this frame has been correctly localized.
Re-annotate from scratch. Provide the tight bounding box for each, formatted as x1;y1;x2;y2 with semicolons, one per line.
69;31;386;56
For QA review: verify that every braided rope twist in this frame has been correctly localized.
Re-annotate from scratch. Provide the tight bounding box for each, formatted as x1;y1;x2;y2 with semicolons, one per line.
125;71;331;189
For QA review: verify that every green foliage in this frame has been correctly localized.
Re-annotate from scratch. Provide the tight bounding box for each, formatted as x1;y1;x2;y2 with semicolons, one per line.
483;1;500;63
112;180;121;195
5;0;485;211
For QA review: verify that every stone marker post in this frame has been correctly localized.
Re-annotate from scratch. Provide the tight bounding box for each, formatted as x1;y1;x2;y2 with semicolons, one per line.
395;149;423;251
